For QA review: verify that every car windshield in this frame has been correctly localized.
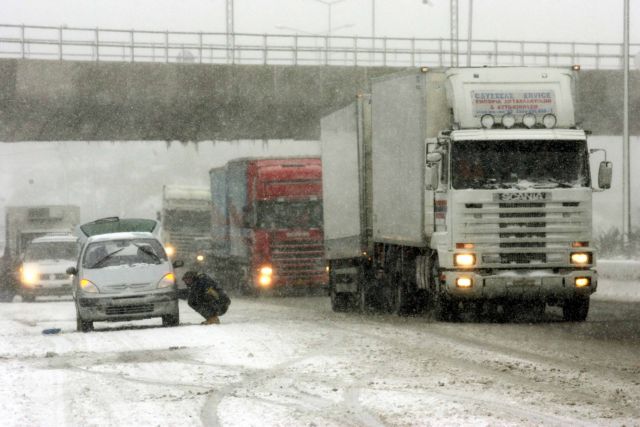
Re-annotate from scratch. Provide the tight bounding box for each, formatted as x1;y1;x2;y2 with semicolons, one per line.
451;139;591;190
256;200;323;229
24;241;79;261
82;238;167;268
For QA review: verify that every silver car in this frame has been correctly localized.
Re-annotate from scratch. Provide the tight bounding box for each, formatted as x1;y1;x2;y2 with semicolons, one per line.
67;218;183;332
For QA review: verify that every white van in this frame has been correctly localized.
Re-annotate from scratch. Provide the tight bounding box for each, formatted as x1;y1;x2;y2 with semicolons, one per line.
20;233;80;301
67;217;183;332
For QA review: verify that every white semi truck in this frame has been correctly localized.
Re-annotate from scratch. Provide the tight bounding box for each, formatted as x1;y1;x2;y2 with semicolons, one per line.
321;67;612;322
160;185;212;269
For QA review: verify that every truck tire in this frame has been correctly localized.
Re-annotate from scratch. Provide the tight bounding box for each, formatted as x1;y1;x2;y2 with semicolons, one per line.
76;310;93;333
429;256;459;322
393;280;411;316
162;313;180;327
0;288;16;302
330;287;352;312
562;297;589;322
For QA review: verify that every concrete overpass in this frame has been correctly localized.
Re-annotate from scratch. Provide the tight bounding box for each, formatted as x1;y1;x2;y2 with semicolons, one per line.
0;59;638;142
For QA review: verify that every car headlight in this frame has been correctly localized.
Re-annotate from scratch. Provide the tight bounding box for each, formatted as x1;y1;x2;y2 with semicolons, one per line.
196;254;205;262
157;273;176;289
570;252;591;265
454;253;476;267
21;267;39;286
80;279;99;293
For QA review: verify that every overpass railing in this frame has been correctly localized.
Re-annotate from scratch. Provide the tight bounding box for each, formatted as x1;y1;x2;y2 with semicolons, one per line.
0;23;637;70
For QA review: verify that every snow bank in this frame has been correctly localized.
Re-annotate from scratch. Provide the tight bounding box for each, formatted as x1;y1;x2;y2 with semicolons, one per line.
597;259;640;281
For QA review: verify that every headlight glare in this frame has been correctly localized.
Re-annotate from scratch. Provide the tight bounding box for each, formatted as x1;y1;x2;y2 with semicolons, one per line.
454;253;476;267
570;252;590;265
456;276;473;288
21;268;39;286
575;277;590;288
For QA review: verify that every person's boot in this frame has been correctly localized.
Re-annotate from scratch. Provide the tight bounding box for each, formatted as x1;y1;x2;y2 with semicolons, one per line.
201;316;220;325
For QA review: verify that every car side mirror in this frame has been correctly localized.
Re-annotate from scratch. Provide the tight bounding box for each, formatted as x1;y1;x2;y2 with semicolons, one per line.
66;266;78;276
598;161;612;190
172;260;184;269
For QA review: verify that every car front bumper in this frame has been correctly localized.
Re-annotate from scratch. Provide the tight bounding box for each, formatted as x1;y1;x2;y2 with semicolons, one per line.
21;282;73;297
76;290;178;322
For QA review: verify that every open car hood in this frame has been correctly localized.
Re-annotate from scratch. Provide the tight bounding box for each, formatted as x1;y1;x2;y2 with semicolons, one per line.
77;217;159;240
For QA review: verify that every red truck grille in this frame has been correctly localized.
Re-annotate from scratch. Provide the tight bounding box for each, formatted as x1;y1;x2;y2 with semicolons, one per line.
271;240;326;283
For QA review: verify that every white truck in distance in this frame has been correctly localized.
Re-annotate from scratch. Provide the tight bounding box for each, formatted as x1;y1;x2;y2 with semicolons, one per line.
321;67;612;321
160;185;212;269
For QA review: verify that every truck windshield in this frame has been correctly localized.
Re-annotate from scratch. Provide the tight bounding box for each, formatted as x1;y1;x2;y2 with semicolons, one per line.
256;200;323;230
24;242;80;262
83;238;167;268
451;140;590;190
163;210;211;233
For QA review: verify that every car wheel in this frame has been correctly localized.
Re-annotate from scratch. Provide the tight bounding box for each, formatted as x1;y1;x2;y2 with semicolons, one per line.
76;312;93;332
162;313;180;327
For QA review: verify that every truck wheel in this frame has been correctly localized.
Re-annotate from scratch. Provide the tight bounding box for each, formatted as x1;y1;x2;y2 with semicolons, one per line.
562;297;589;322
434;295;459;322
76;312;93;333
330;287;352;312
162;313;180;327
393;281;411;316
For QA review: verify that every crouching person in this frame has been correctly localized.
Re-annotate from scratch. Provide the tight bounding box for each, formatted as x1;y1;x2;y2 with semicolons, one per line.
179;271;231;325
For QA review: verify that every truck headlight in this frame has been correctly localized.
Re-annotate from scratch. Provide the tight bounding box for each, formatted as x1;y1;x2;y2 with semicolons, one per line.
157;273;176;289
196;254;205;262
80;279;99;293
575;277;591;288
454;253;476;267
570;252;591;265
456;276;473;288
21;267;39;286
258;265;273;287
165;244;175;258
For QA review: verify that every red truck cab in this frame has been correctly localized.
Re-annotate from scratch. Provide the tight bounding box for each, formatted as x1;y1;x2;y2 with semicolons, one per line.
210;157;327;292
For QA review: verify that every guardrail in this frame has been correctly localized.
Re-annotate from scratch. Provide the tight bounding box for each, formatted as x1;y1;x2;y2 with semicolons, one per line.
0;23;638;69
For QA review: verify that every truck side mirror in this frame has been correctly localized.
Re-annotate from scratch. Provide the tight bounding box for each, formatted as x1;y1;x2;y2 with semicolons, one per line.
172;260;184;269
425;163;440;191
66;266;78;276
425;152;442;191
598;161;612;190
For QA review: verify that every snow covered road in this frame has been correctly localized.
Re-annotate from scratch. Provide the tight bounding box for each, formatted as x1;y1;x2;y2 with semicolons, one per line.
1;281;639;426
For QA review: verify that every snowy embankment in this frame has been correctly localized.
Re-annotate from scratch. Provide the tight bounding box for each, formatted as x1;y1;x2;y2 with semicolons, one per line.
594;259;640;302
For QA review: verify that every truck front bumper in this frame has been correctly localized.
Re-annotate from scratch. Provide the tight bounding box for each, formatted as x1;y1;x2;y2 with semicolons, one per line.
441;269;597;301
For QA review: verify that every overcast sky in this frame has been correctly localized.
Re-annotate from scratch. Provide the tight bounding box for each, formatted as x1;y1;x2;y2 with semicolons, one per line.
2;0;639;44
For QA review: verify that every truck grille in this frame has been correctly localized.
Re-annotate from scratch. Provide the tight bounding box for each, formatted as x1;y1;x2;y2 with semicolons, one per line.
271;239;326;282
459;198;589;267
105;304;154;315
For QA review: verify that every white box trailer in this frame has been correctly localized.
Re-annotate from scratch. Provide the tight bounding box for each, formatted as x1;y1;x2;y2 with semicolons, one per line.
322;67;612;322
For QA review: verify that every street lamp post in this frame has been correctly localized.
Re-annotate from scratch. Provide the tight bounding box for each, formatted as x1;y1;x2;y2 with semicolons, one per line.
308;0;347;36
623;0;631;245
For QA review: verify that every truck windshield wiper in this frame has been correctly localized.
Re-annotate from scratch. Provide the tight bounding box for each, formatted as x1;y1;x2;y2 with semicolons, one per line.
533;178;573;188
90;247;125;268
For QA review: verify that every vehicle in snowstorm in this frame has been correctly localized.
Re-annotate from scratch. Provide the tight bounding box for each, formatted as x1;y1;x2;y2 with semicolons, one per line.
0;205;80;301
67;217;183;332
322;67;611;321
160;185;212;265
18;233;80;301
209;157;327;294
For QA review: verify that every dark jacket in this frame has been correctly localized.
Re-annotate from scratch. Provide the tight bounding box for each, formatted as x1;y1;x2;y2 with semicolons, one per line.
178;273;230;318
